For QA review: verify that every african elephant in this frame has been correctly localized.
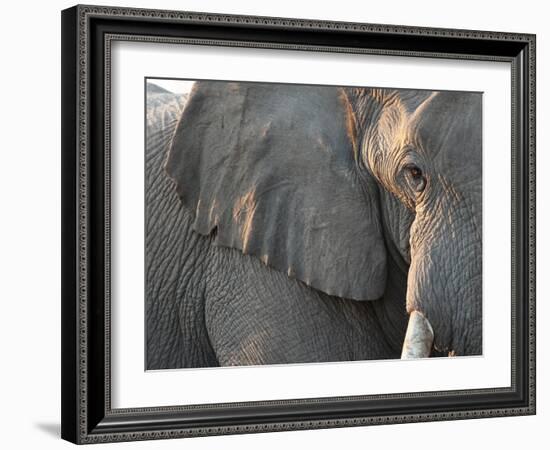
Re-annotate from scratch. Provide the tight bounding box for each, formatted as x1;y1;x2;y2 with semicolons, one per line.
145;81;482;369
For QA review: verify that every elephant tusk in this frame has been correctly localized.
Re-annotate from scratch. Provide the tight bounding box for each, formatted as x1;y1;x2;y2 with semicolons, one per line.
401;311;434;359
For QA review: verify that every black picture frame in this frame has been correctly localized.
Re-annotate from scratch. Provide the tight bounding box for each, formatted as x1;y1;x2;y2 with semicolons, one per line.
61;4;536;444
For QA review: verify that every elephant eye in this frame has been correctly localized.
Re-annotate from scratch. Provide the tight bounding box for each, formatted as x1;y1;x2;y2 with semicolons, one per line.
404;164;426;194
409;166;422;179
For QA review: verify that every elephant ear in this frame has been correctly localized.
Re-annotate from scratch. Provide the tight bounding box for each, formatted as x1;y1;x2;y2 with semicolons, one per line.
165;81;386;300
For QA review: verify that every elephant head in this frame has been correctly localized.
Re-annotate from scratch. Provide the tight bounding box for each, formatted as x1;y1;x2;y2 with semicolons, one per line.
165;81;482;358
350;88;483;357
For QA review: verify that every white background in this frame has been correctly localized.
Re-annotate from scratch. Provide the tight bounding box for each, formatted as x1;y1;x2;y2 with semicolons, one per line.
0;0;545;449
113;44;510;408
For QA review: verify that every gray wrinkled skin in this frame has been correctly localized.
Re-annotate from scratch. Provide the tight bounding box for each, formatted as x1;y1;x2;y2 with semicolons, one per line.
146;81;482;369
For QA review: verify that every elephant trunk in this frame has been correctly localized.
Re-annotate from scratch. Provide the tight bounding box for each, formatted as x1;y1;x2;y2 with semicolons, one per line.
401;311;434;359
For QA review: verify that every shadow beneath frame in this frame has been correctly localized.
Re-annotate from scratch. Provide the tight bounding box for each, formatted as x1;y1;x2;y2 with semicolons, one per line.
35;422;60;438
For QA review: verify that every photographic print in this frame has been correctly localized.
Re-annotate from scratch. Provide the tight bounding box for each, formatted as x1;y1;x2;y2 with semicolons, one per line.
145;79;482;370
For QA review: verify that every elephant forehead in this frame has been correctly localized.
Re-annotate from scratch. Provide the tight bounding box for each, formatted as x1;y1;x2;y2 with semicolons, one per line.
412;91;482;185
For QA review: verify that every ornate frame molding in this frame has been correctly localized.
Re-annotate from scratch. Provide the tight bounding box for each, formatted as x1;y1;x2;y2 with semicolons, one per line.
61;5;536;444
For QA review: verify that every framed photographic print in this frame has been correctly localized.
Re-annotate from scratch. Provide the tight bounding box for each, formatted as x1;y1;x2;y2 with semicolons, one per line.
61;4;536;444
